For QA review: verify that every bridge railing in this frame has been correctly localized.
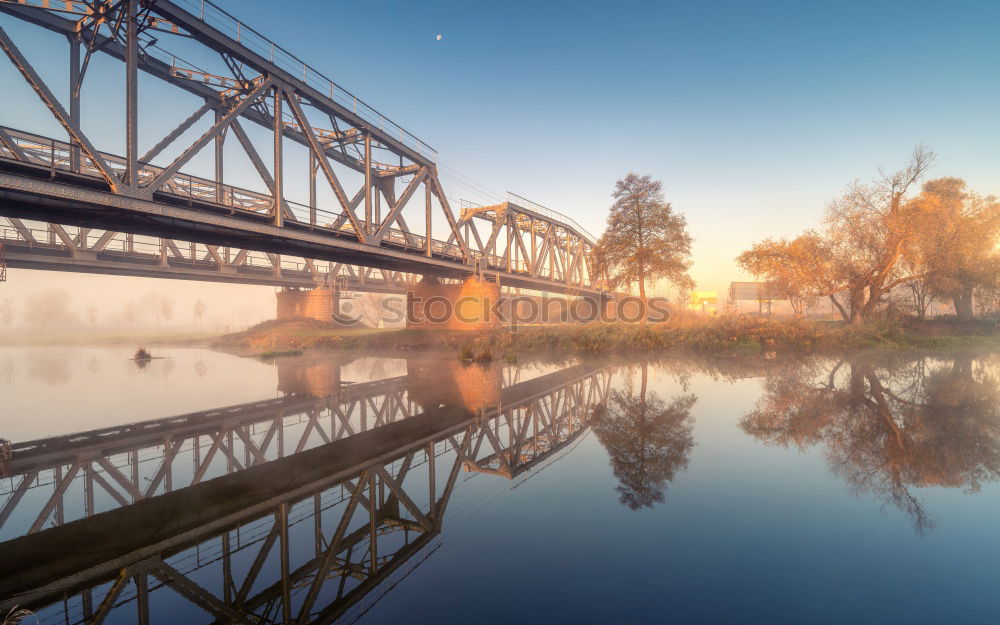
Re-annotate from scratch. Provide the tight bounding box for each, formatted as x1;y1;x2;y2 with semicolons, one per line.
0;127;472;261
507;192;598;245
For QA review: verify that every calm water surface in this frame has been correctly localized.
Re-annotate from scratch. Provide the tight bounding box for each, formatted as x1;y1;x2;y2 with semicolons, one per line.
1;345;999;624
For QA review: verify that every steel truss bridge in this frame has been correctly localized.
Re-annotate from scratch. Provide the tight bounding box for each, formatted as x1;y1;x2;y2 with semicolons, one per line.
0;0;605;297
0;359;611;623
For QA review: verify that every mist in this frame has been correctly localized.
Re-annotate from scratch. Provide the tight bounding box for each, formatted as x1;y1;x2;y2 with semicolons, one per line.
0;269;273;336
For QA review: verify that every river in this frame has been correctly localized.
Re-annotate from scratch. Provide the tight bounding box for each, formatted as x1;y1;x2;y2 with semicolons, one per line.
1;345;999;624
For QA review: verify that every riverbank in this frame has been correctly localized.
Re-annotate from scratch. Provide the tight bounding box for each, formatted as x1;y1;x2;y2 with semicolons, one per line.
0;329;221;347
211;316;1000;360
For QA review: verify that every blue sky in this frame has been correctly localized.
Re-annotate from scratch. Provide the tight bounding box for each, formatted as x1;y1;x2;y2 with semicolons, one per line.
230;0;1000;291
1;0;998;316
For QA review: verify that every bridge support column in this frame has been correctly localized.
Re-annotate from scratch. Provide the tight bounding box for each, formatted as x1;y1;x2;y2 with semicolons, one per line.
408;359;501;412
276;286;340;323
407;275;500;330
276;356;343;397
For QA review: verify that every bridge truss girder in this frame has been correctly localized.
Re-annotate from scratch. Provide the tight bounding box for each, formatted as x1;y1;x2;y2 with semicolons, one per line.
0;215;417;291
0;0;606;295
457;200;600;290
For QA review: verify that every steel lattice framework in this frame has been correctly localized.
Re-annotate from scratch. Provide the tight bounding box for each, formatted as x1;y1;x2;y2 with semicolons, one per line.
0;0;606;296
0;362;611;623
0;214;417;291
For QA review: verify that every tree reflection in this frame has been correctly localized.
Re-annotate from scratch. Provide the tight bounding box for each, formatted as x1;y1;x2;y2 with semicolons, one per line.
593;362;696;510
741;354;1000;534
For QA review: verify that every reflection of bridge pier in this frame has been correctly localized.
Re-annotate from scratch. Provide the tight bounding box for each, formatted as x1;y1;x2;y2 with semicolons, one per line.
0;359;611;621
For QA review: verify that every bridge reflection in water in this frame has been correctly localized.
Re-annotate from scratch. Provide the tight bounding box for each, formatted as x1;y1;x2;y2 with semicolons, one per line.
0;357;612;624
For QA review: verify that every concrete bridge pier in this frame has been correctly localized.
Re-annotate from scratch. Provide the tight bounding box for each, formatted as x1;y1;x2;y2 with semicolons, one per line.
406;275;500;330
276;286;340;323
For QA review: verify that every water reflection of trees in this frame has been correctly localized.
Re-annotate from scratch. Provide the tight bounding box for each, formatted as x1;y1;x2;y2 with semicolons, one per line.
741;354;1000;534
593;362;696;510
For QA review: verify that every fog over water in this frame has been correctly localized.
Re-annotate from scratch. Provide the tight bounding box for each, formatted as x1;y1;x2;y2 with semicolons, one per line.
0;270;274;335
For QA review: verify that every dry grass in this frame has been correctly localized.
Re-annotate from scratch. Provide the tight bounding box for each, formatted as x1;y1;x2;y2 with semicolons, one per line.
212;315;1000;360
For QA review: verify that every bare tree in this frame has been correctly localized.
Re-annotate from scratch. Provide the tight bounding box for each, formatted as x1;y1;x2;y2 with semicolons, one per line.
907;280;935;319
140;293;164;326
123;301;138;328
0;297;14;329
194;299;207;331
160;298;175;326
85;302;99;326
822;146;936;323
25;289;78;329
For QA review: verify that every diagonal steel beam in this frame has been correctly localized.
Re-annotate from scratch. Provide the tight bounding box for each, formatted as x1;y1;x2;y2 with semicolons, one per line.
140;100;213;164
0;126;28;161
371;168;428;244
139;78;273;199
429;173;471;261
149;560;253;623
229;118;294;219
5;217;37;244
0;24;118;190
282;91;366;242
48;223;77;250
295;474;367;623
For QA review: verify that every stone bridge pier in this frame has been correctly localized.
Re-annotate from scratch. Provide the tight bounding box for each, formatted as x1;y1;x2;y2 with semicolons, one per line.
276;286;340;322
406;275;500;330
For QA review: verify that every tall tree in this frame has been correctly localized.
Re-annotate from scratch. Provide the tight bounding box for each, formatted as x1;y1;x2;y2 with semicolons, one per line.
596;174;693;321
822;146;936;323
910;178;1000;320
26;289;77;329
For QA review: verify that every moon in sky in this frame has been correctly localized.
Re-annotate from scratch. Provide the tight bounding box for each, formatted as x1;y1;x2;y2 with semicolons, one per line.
436;34;442;41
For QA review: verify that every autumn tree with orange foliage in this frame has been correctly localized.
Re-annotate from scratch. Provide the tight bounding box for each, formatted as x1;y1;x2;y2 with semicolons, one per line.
909;178;1000;320
595;174;694;322
738;147;942;323
736;233;829;315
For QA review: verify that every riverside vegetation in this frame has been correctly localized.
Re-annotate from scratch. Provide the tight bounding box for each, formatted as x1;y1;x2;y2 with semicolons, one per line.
212;314;1000;362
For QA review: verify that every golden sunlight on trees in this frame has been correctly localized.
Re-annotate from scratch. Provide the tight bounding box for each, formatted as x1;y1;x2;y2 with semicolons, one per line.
595;174;694;321
738;148;1000;323
909;178;1000;320
736;233;828;316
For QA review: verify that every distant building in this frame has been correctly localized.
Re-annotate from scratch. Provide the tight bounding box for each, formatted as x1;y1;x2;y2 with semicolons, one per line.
728;282;774;315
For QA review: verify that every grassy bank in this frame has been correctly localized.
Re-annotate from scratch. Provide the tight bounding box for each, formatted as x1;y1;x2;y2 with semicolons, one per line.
212;315;1000;360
